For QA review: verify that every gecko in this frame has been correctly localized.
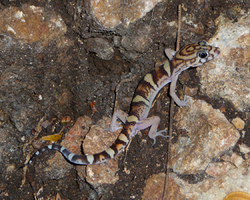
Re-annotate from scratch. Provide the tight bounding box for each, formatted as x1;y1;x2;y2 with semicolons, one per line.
26;41;220;165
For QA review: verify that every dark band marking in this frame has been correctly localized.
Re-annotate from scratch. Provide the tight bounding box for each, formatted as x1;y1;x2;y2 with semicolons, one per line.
120;127;131;139
99;151;111;162
171;59;184;70
110;143;119;155
94;154;101;164
131;100;149;108
138;79;157;91
71;154;88;164
134;89;151;102
158;64;171;77
128;110;141;120
150;69;159;88
115;138;127;146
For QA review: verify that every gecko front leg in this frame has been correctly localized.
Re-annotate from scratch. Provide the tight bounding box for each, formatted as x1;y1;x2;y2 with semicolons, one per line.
170;74;190;108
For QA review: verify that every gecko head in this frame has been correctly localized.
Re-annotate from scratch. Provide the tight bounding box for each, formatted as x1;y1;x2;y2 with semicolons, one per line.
174;41;220;68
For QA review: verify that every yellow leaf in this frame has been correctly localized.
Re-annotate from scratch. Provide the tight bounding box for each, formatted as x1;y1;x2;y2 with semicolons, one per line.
41;132;63;142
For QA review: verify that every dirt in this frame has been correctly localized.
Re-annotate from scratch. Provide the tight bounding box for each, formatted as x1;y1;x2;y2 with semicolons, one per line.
0;0;249;199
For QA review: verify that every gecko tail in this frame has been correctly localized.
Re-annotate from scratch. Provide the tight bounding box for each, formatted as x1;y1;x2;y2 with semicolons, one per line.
22;137;127;167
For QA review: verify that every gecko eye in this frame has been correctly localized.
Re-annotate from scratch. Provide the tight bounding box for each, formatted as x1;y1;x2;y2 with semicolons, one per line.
198;51;208;59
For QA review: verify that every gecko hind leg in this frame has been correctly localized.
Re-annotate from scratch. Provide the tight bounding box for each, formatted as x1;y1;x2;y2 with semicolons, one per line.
106;109;128;132
136;116;168;146
107;76;135;132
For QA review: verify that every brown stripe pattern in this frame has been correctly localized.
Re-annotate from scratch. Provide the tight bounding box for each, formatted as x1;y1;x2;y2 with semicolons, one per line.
25;41;220;166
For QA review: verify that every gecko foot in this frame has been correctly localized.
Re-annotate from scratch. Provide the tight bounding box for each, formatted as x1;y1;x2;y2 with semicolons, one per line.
149;130;168;146
104;122;122;132
179;95;191;108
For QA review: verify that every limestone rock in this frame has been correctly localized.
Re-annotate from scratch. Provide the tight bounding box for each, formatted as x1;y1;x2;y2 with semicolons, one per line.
86;38;114;60
171;99;240;174
0;4;68;46
85;0;163;29
197;14;250;112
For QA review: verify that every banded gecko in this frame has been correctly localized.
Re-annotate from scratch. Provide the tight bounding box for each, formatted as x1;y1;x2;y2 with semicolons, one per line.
27;41;220;166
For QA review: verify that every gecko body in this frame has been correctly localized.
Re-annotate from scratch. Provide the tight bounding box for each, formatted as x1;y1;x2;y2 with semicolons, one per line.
27;41;220;165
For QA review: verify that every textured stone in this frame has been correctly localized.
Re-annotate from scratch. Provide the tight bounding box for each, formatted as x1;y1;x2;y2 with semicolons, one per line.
205;161;235;177
0;4;68;45
44;116;92;179
85;0;163;29
171;99;240;174
197;13;250;112
86;38;114;60
231;117;245;130
142;173;166;200
121;26;153;53
81;116;121;187
239;143;250;154
168;164;250;200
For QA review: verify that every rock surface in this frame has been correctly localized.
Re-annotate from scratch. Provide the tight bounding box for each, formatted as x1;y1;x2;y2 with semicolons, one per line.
0;4;68;45
197;14;250;112
85;0;163;29
171;99;240;174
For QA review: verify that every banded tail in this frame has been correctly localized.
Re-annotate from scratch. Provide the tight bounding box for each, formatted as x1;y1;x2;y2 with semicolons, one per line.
26;124;133;165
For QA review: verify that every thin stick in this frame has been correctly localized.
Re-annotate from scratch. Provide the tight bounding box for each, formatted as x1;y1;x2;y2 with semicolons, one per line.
162;4;181;200
176;4;181;51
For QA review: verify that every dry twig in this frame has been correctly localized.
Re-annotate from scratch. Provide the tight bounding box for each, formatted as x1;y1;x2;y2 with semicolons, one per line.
162;4;182;200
